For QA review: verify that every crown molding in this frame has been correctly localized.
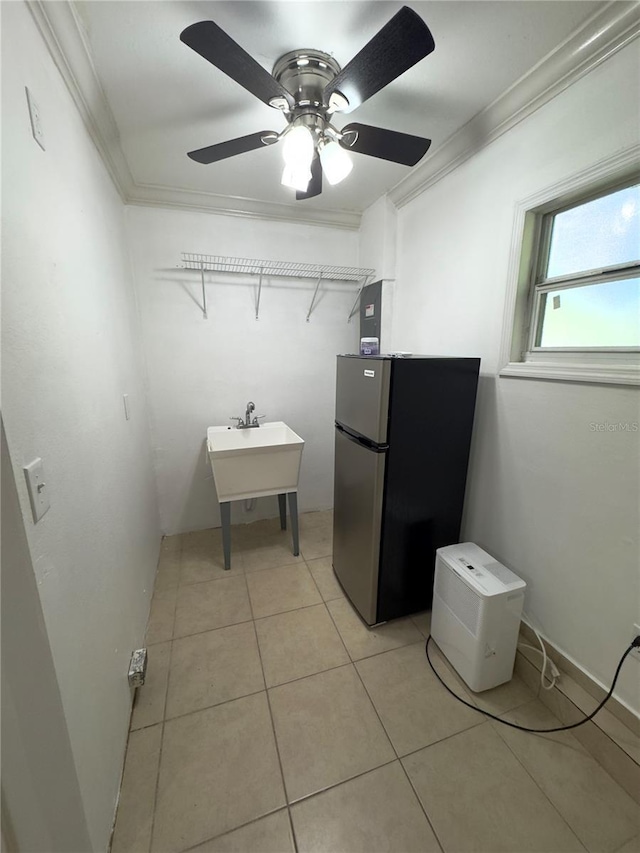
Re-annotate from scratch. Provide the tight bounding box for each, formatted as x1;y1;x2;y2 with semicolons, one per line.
127;183;362;230
389;1;640;209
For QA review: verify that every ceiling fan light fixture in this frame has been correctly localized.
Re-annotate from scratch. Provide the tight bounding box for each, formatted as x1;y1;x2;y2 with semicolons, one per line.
319;140;353;185
281;164;312;192
281;125;315;191
282;125;314;167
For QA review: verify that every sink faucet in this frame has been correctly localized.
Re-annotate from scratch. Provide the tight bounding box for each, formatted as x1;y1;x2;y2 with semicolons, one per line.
231;401;264;429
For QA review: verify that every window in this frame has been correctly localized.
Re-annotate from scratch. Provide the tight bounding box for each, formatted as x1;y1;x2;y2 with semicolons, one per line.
501;159;640;385
530;183;640;351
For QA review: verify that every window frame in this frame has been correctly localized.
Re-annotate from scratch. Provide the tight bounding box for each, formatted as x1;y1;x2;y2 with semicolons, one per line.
500;149;640;386
528;180;640;354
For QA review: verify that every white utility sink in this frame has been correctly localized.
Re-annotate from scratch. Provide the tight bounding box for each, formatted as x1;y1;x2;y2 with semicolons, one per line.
207;421;304;502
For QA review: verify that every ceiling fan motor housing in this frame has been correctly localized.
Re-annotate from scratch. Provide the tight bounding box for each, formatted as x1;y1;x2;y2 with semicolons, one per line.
272;50;345;141
273;50;341;111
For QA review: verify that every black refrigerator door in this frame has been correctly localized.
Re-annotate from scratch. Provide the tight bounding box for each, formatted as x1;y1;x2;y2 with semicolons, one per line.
332;425;386;625
335;356;391;444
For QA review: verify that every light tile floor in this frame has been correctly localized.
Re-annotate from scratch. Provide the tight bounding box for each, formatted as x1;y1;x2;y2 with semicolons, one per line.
113;511;640;853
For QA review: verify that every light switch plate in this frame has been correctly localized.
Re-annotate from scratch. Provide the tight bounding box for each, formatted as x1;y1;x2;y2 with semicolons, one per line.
23;457;50;522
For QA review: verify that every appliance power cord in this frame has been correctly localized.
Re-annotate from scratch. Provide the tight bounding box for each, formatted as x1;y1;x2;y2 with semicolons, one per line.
517;616;560;691
425;634;639;734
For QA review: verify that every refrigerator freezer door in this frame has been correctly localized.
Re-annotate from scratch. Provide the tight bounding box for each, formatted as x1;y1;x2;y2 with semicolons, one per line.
336;357;391;445
332;426;386;625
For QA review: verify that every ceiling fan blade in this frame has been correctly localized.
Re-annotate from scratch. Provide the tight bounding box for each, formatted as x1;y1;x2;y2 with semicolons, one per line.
296;156;322;200
340;123;431;166
324;6;435;113
188;131;278;164
181;21;294;110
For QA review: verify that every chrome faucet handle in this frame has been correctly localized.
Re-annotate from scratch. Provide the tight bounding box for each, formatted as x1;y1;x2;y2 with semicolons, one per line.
252;415;266;425
230;417;243;427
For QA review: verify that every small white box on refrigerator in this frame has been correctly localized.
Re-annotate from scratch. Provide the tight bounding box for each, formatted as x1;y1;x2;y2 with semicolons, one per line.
431;543;526;692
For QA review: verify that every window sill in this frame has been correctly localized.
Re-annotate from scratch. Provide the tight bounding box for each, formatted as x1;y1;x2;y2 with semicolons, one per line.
500;361;640;386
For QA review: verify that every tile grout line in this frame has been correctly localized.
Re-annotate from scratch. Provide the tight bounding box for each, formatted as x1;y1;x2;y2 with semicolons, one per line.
149;518;434;848
284;756;400;808
140;614;435;732
396;719;491;762
180;558;302;587
614;833;640;853
320;582;361;665
137;651;352;733
122;517;327;849
322;590;445;850
176;807;291;853
488;704;599;852
253;598;332;625
138;651;415;735
173;614;255;643
343;624;447;853
242;570;300;853
396;761;446;853
342;616;538;852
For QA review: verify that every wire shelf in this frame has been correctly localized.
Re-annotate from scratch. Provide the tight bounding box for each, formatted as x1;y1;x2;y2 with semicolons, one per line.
181;253;375;283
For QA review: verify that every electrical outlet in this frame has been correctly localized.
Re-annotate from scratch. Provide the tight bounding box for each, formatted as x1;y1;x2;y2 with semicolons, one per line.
25;87;45;150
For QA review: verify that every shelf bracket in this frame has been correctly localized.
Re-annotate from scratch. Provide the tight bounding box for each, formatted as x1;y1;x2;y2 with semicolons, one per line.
255;267;263;320
306;273;323;322
200;263;208;320
347;277;368;323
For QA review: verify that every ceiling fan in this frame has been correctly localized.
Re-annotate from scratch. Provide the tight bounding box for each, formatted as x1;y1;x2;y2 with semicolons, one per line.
180;6;435;200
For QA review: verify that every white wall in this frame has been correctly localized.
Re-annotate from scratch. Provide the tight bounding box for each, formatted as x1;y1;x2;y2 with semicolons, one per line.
362;42;640;713
358;195;398;351
1;3;160;848
1;421;92;853
126;206;359;534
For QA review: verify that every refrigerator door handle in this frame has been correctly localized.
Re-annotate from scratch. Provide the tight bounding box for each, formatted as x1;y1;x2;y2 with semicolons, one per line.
335;423;388;453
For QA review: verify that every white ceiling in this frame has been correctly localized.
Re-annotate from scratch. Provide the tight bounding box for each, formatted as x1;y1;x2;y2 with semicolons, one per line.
75;1;603;216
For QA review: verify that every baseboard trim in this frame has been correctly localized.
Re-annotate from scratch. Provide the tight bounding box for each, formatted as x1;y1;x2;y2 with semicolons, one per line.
516;625;639;804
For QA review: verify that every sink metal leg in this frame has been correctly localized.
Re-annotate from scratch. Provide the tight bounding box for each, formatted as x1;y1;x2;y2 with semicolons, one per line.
220;501;231;570
277;493;287;531
288;492;299;556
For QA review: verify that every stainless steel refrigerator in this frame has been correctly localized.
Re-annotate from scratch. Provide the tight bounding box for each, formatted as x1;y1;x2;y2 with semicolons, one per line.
333;354;480;625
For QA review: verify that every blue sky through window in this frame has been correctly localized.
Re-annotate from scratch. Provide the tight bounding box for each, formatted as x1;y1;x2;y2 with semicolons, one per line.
547;185;640;277
539;277;640;347
538;185;640;347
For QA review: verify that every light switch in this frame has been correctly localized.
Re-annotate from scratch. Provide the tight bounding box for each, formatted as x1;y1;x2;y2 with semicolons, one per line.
23;457;50;522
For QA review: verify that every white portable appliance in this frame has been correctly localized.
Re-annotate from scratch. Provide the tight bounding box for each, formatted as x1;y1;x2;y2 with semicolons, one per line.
431;543;526;692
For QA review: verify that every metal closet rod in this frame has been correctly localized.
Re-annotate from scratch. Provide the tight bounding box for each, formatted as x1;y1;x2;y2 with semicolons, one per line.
180;253;375;321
